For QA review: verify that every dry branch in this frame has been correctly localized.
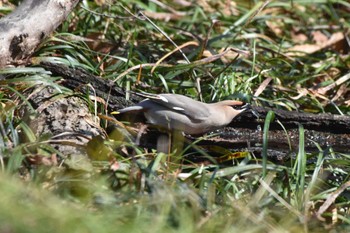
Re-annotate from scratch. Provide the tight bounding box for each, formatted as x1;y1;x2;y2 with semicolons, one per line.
0;0;79;67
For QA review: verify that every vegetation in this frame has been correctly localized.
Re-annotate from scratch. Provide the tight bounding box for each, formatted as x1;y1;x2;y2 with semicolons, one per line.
1;0;350;232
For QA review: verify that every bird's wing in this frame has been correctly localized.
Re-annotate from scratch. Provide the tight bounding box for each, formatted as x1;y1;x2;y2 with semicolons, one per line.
115;105;144;114
130;92;211;121
155;94;211;121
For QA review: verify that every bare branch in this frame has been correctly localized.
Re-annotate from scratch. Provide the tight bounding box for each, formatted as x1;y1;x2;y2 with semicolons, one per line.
0;0;79;67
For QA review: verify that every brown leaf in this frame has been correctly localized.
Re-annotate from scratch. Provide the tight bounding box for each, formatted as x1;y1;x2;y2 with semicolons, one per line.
266;19;284;36
312;31;328;45
197;0;238;16
110;159;120;171
287;44;322;56
331;84;347;102
94;0;105;6
173;0;192;7
27;154;58;166
316;72;350;95
316;180;350;221
254;77;272;97
204;47;250;64
287;32;345;56
291;31;308;44
345;99;350;107
143;11;186;22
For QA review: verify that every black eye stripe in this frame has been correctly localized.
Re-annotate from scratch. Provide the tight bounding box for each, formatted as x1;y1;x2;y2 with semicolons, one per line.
231;103;250;110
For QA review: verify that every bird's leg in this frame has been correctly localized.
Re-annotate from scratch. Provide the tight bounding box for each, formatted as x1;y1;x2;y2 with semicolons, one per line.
156;132;171;154
156;130;184;173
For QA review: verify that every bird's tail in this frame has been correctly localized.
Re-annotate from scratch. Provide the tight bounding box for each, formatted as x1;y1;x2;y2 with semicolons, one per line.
111;105;144;115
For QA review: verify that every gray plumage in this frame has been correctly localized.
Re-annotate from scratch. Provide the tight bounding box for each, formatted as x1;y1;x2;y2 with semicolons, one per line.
118;93;247;135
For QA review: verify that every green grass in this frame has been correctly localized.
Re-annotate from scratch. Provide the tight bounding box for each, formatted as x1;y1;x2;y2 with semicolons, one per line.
1;0;350;232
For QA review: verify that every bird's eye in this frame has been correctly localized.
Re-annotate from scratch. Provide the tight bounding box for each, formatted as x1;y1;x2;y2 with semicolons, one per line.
232;103;250;110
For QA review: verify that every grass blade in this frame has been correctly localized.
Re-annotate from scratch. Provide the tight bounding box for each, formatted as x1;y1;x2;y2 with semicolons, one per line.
262;110;275;178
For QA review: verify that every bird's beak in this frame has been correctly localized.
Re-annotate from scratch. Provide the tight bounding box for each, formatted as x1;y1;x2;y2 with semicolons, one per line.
231;103;255;118
237;103;260;118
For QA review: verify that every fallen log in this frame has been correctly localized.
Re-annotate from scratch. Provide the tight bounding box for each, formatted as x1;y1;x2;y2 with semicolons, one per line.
37;62;350;159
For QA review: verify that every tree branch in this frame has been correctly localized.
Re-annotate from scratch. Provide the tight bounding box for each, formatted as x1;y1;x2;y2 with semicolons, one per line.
0;0;79;67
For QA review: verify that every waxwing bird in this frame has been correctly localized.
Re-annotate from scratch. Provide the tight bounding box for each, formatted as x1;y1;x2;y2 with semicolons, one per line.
116;92;248;135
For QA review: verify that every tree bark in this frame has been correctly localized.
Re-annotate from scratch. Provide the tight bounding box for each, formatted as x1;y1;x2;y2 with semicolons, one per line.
20;85;105;156
0;0;79;67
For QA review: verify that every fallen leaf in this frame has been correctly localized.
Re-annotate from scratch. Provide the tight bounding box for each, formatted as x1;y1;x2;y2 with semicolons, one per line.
287;32;345;56
312;30;328;45
331;84;347;102
266;19;284;36
94;0;105;6
290;88;309;100
197;0;238;16
203;47;250;64
143;11;186;22
110;159;120;171
345;99;350;106
287;44;321;56
254;77;272;97
173;0;192;7
316;72;350;95
291;30;308;43
317;180;350;221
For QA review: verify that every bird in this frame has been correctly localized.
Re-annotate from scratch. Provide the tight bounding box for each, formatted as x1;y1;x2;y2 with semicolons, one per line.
116;92;248;135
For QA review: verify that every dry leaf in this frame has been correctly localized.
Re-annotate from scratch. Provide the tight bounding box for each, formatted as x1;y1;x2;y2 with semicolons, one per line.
317;180;350;221
287;32;345;56
287;44;321;56
290;88;309;100
203;47;249;63
291;31;308;43
316;72;350;95
143;11;186;21
197;0;238;16
254;77;272;97
173;0;192;7
312;31;328;45
221;0;239;16
27;154;58;166
266;19;284;36
331;84;347;102
110;160;120;171
345;99;350;106
94;0;105;6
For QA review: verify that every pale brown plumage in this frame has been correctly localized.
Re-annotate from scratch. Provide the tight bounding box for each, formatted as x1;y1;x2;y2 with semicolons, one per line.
117;92;247;135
